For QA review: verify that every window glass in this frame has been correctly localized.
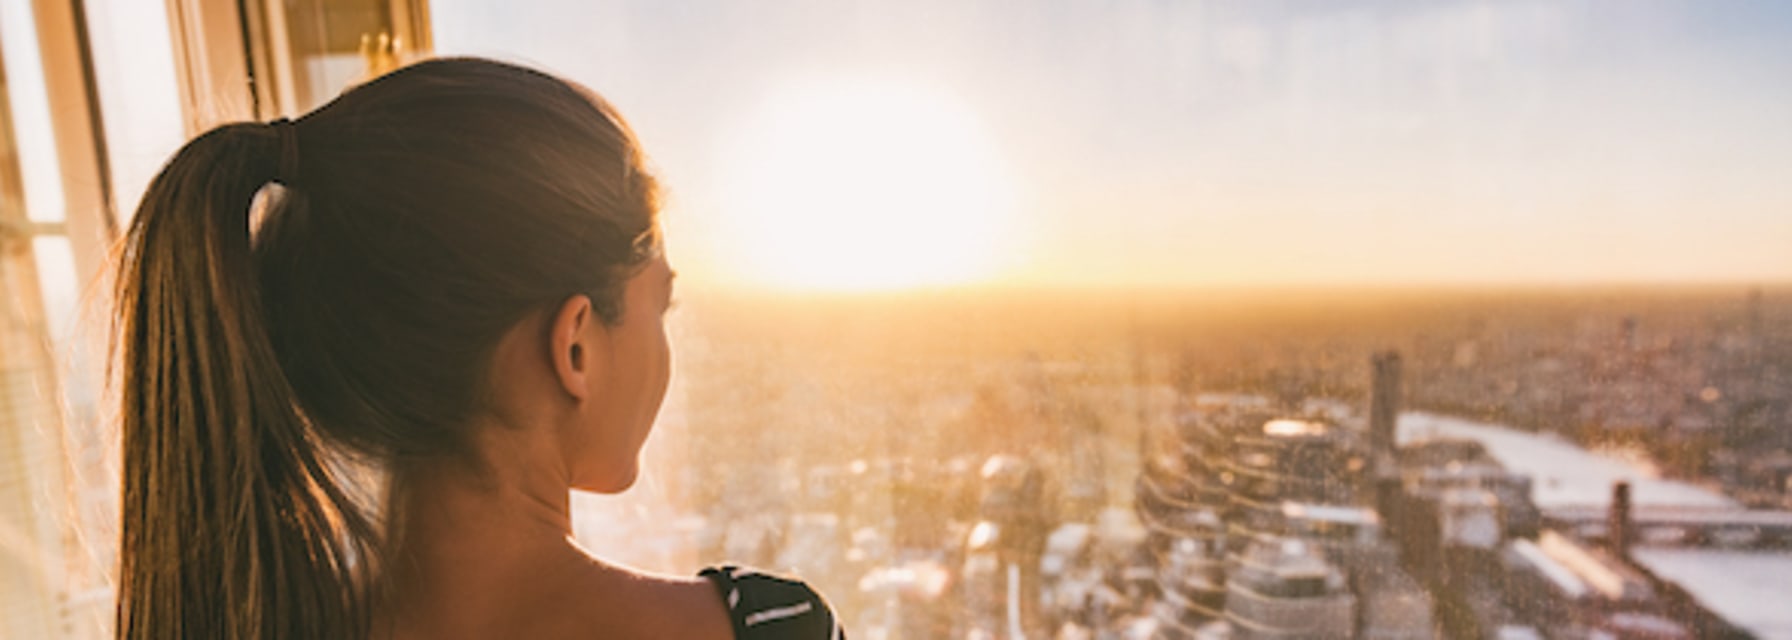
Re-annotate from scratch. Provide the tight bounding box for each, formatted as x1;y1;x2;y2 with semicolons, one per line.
433;3;1792;639
0;0;65;222
4;2;1787;640
246;0;429;114
0;8;79;637
3;1;436;637
82;0;185;226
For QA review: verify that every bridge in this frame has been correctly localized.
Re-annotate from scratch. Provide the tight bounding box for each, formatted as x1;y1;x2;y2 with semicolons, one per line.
1544;506;1792;550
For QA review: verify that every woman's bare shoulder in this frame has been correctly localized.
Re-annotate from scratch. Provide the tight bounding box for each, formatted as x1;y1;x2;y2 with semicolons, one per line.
376;557;733;640
571;562;735;640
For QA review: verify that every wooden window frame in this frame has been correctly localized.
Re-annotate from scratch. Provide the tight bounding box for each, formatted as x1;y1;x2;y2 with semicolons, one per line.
166;0;433;127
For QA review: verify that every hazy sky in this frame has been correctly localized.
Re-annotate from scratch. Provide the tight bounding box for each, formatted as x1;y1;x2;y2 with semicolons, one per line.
432;1;1792;288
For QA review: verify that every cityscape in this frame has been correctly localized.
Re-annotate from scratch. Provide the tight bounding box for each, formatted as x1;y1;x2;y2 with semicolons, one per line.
572;285;1792;638
2;2;1790;639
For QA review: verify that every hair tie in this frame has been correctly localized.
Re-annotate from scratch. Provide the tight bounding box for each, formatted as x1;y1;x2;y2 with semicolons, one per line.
269;118;301;186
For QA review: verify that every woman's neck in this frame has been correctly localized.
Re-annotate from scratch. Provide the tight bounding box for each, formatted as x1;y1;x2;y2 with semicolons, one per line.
372;421;732;640
379;425;597;637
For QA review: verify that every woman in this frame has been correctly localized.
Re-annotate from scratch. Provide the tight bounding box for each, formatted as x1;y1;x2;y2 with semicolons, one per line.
114;58;841;639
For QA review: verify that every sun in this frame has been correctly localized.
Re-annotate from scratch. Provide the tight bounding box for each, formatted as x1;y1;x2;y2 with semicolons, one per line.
714;79;1020;291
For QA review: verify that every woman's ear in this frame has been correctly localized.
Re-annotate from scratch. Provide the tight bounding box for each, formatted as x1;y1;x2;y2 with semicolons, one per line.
549;294;601;401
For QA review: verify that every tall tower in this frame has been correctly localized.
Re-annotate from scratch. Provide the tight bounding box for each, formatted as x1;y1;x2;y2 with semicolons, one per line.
1608;481;1634;560
1369;351;1403;470
1745;287;1764;367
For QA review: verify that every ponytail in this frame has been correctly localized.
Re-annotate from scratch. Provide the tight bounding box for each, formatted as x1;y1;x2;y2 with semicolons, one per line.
115;122;375;639
114;57;662;639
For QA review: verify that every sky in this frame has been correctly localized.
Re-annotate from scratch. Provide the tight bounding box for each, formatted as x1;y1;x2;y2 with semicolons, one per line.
431;1;1792;290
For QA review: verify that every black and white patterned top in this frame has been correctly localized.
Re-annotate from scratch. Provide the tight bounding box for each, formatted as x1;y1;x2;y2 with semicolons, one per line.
699;566;845;640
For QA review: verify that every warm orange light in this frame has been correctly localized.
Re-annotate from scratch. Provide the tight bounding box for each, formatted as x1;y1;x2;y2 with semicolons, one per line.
1264;419;1329;437
714;79;1020;291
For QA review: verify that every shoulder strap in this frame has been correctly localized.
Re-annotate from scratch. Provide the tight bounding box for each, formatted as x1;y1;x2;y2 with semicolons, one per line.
699;566;844;640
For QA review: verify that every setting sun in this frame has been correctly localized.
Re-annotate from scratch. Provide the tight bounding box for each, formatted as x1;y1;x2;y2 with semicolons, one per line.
714;79;1021;291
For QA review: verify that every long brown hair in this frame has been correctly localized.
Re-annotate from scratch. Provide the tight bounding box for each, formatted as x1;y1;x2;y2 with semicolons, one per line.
113;58;659;639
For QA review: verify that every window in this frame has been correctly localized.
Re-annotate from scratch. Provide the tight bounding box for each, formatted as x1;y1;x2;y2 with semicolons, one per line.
0;0;425;637
3;2;1790;639
427;3;1792;639
0;0;116;634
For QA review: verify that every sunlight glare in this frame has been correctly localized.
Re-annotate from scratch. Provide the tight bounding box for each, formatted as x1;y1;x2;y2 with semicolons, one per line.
716;79;1020;291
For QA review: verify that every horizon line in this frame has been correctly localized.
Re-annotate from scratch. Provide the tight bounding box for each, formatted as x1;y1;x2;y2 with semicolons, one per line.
675;278;1792;298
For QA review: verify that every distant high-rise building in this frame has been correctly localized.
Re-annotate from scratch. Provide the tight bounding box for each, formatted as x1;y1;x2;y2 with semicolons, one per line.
1369;351;1402;475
